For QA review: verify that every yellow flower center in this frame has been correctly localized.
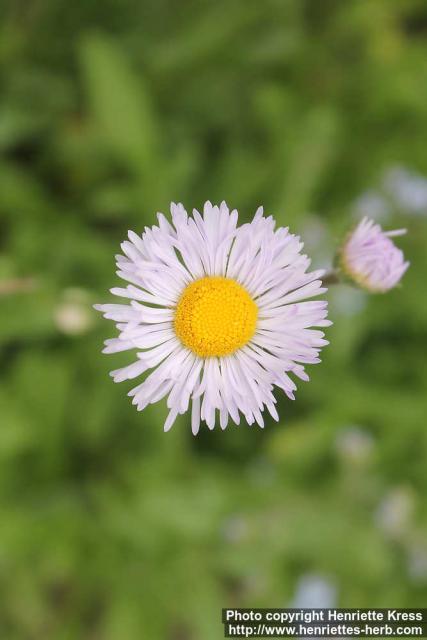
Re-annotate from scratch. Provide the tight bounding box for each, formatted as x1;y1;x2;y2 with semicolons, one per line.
174;276;258;357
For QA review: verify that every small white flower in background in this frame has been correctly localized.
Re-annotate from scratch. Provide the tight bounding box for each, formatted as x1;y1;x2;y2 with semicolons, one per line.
407;542;427;584
375;487;415;539
335;426;374;465
291;573;337;608
55;288;94;335
95;202;331;434
383;166;427;215
339;217;409;293
291;574;338;640
221;515;249;543
352;190;390;223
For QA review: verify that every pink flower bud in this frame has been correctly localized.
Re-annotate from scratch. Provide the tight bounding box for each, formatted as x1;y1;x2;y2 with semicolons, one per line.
340;217;409;293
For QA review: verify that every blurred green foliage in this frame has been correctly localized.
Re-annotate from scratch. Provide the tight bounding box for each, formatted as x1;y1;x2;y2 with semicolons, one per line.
1;0;427;638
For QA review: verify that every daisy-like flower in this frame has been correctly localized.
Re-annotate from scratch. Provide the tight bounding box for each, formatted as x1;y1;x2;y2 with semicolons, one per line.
340;217;409;293
95;202;330;434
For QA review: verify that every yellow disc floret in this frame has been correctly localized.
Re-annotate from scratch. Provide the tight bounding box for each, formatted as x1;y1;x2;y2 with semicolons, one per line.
174;276;258;357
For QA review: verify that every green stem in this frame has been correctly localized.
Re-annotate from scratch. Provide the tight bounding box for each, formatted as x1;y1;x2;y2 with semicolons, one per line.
322;269;341;286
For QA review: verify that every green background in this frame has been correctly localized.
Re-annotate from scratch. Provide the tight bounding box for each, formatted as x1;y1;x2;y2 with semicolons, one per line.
1;0;427;638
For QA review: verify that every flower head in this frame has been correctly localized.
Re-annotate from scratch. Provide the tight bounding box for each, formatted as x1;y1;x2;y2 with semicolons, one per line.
95;202;330;434
340;217;409;293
